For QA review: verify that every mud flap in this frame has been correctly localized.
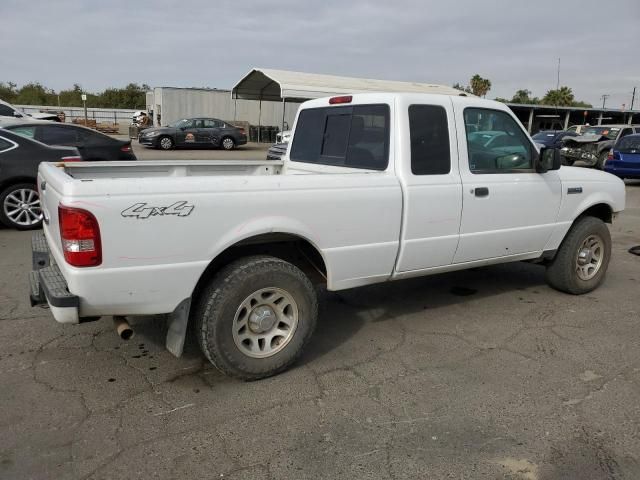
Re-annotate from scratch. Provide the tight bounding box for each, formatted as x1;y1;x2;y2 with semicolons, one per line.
165;298;191;357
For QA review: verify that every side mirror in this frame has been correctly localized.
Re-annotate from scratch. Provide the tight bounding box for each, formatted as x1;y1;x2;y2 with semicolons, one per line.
536;147;562;173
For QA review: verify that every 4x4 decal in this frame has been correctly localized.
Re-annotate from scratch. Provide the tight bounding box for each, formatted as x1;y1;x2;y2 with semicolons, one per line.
121;201;194;219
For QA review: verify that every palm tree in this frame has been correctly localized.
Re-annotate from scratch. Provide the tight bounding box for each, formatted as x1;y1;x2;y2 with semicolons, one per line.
470;75;492;98
542;86;574;106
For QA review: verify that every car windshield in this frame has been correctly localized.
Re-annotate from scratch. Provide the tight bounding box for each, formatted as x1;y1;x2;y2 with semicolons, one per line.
532;132;557;140
583;126;620;140
168;119;191;128
616;136;640;152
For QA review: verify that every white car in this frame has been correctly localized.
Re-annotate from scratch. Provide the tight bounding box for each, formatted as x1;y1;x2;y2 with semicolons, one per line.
0;99;57;126
275;130;291;143
30;92;625;380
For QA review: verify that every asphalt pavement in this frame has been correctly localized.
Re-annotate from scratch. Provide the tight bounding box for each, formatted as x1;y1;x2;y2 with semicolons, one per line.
0;180;639;479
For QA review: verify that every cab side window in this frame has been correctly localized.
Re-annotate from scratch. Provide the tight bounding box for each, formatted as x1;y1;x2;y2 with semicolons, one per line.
464;108;533;173
409;105;450;175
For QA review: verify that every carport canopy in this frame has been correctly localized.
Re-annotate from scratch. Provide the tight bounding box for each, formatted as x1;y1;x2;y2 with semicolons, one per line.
232;68;468;101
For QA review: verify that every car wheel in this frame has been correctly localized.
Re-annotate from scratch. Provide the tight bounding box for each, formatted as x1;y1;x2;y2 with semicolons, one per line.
0;183;43;230
158;136;174;150
596;151;608;169
545;216;611;295
221;137;235;150
194;255;318;380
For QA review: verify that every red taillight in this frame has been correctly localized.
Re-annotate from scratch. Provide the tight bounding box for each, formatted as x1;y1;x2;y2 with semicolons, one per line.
607;149;614;161
329;95;353;105
238;128;246;135
58;205;102;267
61;156;82;162
120;144;132;152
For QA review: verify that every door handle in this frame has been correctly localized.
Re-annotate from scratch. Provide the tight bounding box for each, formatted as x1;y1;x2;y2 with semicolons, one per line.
473;187;489;197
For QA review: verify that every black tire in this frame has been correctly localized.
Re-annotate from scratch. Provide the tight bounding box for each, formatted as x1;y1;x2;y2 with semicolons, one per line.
596;150;608;169
158;136;174;150
0;183;43;230
563;158;575;166
220;136;235;150
194;255;318;380
545;216;611;295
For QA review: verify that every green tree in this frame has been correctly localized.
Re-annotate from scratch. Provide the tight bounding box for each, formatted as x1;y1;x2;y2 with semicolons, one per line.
14;82;56;105
0;82;18;103
542;86;575;106
470;74;492;97
510;89;540;104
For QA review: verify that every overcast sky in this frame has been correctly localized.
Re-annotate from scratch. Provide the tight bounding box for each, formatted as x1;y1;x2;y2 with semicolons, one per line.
2;0;638;108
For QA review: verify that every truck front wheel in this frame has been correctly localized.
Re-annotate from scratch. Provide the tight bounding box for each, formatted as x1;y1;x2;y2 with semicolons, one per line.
194;255;318;380
545;216;611;295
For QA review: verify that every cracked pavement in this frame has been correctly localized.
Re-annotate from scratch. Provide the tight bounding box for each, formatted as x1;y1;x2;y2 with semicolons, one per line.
1;181;639;479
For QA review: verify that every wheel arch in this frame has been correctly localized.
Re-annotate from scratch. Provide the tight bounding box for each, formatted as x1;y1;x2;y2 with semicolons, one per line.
191;231;328;307
576;202;613;224
0;176;37;193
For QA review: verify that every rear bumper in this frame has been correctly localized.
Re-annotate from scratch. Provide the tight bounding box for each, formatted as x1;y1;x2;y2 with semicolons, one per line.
29;232;80;324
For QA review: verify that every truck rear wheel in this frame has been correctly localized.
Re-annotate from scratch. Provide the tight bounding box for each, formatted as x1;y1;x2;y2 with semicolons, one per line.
545;216;611;295
194;255;318;380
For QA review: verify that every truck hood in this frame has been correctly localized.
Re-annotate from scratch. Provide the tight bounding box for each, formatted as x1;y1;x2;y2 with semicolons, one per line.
563;134;608;145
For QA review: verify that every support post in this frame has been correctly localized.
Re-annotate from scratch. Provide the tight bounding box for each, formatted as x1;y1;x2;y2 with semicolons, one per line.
258;99;262;143
281;97;286;134
563;111;570;130
597;111;603;126
527;108;534;133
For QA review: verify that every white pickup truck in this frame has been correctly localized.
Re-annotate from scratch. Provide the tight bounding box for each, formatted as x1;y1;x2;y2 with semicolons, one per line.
30;93;625;380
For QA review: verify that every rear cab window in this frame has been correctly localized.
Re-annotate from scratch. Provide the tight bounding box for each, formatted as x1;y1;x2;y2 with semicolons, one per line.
290;104;389;170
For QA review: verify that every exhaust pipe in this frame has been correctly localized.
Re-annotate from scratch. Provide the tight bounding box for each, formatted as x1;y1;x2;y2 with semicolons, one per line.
113;316;134;340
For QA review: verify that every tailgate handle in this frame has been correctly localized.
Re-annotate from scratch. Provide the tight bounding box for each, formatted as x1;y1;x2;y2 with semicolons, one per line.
474;187;489;197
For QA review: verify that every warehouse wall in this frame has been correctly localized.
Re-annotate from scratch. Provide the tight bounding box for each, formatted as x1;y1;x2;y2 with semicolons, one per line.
152;87;302;130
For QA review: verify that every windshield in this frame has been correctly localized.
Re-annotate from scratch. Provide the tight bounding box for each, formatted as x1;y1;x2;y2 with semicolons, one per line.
583;126;620;140
616;136;640;152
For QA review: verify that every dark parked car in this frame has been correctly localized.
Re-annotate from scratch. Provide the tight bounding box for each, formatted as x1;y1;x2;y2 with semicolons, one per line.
531;130;579;148
138;118;247;150
0;129;81;230
604;133;640;179
3;122;136;161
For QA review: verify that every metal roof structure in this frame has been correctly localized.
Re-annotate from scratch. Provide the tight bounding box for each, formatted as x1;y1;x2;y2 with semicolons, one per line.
232;68;468;101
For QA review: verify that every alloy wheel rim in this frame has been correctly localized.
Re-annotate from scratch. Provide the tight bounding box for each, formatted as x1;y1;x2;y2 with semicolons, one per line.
222;138;234;149
232;287;299;358
575;234;604;281
3;188;42;226
160;137;172;149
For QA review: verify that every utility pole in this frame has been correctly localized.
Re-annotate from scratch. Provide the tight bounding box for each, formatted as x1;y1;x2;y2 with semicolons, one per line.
556;57;560;90
631;87;636;111
601;94;609;109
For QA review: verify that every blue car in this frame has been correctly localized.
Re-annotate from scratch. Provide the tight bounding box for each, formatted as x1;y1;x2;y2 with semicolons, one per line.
604;133;640;179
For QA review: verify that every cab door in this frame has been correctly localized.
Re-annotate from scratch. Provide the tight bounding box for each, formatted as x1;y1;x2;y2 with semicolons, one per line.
452;102;561;263
197;119;222;146
395;97;462;272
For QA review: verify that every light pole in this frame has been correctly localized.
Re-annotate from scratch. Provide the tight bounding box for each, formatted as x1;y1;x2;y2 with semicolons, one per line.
81;93;88;126
601;94;609;109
